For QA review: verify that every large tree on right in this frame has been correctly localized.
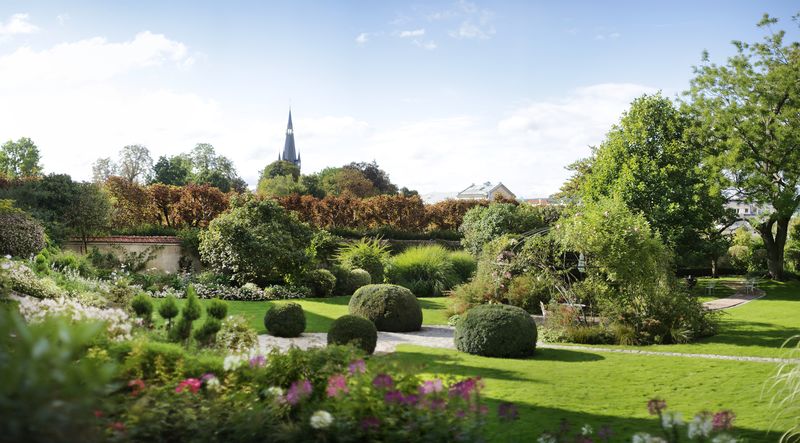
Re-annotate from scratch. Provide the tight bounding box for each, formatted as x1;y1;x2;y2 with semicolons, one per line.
685;14;800;280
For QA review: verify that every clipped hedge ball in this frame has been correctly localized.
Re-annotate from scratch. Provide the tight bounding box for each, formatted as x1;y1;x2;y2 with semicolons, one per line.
327;315;378;354
263;302;306;337
454;304;537;358
349;284;422;332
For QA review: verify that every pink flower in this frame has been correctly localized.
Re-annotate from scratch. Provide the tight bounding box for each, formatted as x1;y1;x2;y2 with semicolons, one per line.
419;379;443;395
175;378;202;394
360;417;380;431
128;379;146;397
372;374;394;389
93;409;104;418
348;359;367;375
647;398;667;415
109;422;126;432
285;379;313;405
326;374;349;398
712;410;735;431
449;377;483;400
249;355;266;368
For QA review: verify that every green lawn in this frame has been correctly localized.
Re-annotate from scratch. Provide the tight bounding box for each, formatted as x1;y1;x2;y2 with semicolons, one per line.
160;295;450;334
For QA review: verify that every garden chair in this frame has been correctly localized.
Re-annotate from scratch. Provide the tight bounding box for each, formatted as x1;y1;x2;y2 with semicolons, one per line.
705;280;716;296
744;278;758;295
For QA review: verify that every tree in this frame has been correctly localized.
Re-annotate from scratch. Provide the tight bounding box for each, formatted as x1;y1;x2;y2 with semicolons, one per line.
198;199;313;285
256;174;307;198
344;161;398;194
151;155;191;186
459;203;561;255
91;157;117;183
319;167;376;198
189;143;246;192
104;176;154;228
64;182;111;250
118;145;153;184
685;14;800;279
173;184;228;228
148;183;182;227
0;137;43;178
573;94;732;265
260;160;301;182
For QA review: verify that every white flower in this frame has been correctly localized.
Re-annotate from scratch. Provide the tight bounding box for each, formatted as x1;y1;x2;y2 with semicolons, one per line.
688;414;713;439
537;434;557;443
661;412;683;429
223;354;246;371
581;424;593;435
711;435;737;443
205;376;221;391
267;386;284;397
632;434;667;443
309;410;333;429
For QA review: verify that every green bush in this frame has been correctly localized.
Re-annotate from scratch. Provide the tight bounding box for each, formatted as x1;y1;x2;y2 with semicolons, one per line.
216;314;259;353
459;203;560;255
199;199;314;285
506;274;553;314
130;293;154;324
264;302;306;337
386;245;462;297
158;294;179;329
327;314;378;354
349;284;422;332
206;298;228;320
332;266;371;295
183;285;202;321
0;206;46;258
337;238;389;283
50;250;97;277
308;229;343;266
6;261;65;298
449;250;477;282
303;268;336;297
454;304;538;358
194;317;222;346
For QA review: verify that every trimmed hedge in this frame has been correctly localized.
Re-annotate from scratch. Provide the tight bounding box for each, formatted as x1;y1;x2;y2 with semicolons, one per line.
327;315;378;354
264;302;306;337
348;284;422;332
332;266;371;295
303;269;337;297
454;304;537;358
0;210;46;258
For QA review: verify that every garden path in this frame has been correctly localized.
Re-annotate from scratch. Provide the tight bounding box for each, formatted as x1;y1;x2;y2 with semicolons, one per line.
702;285;766;310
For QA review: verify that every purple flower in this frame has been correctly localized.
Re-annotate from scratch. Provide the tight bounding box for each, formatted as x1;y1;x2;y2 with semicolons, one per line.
427;398;446;410
348;359;367;375
285;380;313;405
372;373;394;389
360;417;380;431
419;379;444;395
326;374;349;398
201;373;216;381
249;355;266;368
384;390;404;404
449;377;483;400
597;425;613;441
401;393;419;406
712;410;735;431
498;402;519;421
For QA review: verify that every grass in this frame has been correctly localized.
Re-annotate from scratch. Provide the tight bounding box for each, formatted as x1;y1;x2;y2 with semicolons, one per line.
381;345;790;441
157;295;451;334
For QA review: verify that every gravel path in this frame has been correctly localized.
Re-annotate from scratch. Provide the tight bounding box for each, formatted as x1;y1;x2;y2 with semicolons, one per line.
702;282;766;310
258;325;796;363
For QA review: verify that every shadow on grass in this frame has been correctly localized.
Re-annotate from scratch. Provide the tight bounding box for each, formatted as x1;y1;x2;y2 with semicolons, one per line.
533;347;605;362
418;298;447;310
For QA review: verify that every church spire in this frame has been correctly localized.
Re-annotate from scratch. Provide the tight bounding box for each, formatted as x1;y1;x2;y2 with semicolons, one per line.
279;108;300;169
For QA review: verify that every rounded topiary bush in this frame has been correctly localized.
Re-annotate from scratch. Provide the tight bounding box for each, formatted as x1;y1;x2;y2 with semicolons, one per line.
0;209;46;258
332;266;371;295
349;284;422;332
264;302;306;337
327;314;378;354
349;268;371;290
303;269;337;297
454;304;537;358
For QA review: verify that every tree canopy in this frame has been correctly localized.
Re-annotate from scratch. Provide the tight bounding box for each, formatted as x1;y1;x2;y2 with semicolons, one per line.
0;138;43;178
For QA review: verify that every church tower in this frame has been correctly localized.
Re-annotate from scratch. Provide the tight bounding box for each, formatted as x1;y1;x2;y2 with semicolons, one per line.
278;109;301;169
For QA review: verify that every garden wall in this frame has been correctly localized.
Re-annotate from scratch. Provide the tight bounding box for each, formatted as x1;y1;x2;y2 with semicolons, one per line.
64;236;192;273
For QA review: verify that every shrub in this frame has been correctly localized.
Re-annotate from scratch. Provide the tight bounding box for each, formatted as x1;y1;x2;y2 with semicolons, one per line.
449;250;477;282
349;284;422;332
216;314;259;353
564;324;615;345
506;274;553;314
0;206;46;258
454;304;538;358
459;203;560;256
206;298;228;320
447;273;493;316
326;314;378;354
6;261;65;298
130;293;154;325
158;294;179;328
50;250;97;277
308;229;343;266
303;269;336;297
332;266;371;295
386;245;460;297
337;238;389;283
199;199;314;285
193;317;222;346
264;302;306;337
182;285;202;321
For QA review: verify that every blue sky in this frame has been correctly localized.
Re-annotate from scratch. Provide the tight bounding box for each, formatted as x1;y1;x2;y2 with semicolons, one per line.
0;1;797;197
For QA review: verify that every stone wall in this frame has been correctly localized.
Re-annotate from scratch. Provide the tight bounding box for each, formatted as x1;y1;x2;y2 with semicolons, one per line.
64;236;193;273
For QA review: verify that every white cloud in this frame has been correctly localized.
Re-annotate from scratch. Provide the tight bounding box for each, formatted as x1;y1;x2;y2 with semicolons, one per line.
413;40;437;50
398;28;425;38
355;32;369;45
0;13;39;36
451;20;494;39
595;31;621;41
57;14;70;26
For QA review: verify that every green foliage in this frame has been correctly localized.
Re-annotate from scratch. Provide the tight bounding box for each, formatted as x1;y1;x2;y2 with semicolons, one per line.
449;250;478;282
308;229;343;266
0;137;42;178
459;203;561;255
303;268;337;297
257;173;307;197
336;237;389;283
199;198;314;285
112;338;223;381
386;245;466;297
216;314;258;354
6;261;65;298
326;314;378;354
0;310;115;443
151;154;192;186
454;304;538;358
158;294;179;328
728;227;767;273
343;160;398;195
50;250;97;277
183;285;202;321
264;302;306;337
0;206;46;258
684;14;800;279
206;298;228;320
193;317;222;346
332;266;372;295
506;274;554;314
261;160;301;181
131;293;154;324
349;284;423;332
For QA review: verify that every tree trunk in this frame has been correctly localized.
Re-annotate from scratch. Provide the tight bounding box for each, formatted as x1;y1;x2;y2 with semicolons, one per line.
757;216;790;280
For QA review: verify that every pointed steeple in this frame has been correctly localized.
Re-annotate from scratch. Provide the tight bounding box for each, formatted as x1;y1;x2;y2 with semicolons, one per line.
279;108;300;170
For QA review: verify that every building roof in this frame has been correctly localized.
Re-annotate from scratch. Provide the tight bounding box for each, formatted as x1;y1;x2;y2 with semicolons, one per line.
280;109;300;167
457;181;516;199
